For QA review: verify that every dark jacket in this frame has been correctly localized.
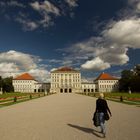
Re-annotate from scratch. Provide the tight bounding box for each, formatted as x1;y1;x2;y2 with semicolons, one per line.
95;98;111;115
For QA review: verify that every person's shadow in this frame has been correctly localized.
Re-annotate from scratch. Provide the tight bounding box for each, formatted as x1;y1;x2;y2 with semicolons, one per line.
67;123;102;138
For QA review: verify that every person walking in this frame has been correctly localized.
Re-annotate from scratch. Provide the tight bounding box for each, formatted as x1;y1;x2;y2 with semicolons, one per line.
95;93;112;138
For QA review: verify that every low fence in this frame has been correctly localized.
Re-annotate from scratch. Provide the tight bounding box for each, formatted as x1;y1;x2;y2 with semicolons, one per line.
0;92;54;107
78;92;140;105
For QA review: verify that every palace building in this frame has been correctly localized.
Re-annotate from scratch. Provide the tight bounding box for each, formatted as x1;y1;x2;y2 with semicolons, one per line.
12;67;119;94
13;73;37;93
50;67;82;93
94;72;119;92
13;73;50;93
81;82;95;93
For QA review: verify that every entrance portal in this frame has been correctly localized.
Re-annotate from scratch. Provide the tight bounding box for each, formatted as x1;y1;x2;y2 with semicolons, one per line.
60;89;63;93
69;89;72;93
60;88;72;93
65;89;67;93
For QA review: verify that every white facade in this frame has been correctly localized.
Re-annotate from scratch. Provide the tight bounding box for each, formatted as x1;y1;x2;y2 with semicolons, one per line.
13;80;37;93
50;67;82;93
81;83;95;93
95;80;119;92
94;73;119;92
13;73;50;93
12;71;119;94
34;83;50;93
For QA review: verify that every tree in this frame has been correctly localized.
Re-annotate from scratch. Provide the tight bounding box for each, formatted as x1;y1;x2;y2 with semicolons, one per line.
119;65;140;92
0;76;2;92
2;77;14;93
0;76;2;88
119;70;133;92
133;64;140;76
130;74;140;92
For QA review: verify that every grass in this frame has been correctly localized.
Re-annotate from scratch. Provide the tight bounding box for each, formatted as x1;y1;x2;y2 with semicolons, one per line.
0;92;49;108
0;93;39;98
78;92;140;105
104;92;140;98
0;99;31;108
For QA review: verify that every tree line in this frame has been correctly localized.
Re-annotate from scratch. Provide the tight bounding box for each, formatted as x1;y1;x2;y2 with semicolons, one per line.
0;76;14;93
119;64;140;92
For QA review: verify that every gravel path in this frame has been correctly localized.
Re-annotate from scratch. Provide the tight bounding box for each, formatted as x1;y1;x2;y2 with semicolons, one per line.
0;93;140;140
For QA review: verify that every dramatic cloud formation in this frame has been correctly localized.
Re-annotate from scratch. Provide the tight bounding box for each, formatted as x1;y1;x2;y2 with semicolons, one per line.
30;1;60;16
65;0;78;7
30;0;60;28
103;19;140;49
61;0;140;71
0;0;79;31
0;62;19;78
64;37;129;71
81;57;110;70
0;50;49;81
0;1;25;8
15;18;39;31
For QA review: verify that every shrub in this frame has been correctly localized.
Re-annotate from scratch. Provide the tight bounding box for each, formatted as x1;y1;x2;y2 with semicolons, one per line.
30;94;32;99
14;96;17;102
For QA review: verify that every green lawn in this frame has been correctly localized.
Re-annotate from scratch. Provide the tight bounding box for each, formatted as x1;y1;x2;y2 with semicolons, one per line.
0;92;47;108
104;92;140;98
79;92;140;105
0;93;45;98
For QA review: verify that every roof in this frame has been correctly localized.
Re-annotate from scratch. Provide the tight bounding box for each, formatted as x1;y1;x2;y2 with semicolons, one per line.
51;67;79;73
13;73;36;80
95;73;118;80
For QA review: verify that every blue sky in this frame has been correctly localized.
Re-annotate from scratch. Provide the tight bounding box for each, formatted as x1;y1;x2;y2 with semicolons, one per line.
0;0;140;82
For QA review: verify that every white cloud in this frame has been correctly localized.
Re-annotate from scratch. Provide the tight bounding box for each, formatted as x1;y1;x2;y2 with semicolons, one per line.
0;0;79;31
62;37;101;60
120;0;140;17
65;0;78;7
30;0;60;28
61;0;140;71
16;18;39;31
0;50;49;81
0;62;19;77
66;36;130;70
0;50;37;70
62;22;132;71
62;60;73;66
48;58;74;67
50;68;57;72
0;1;25;8
103;19;140;48
100;46;129;65
137;2;140;10
7;1;25;8
81;57;110;71
29;69;50;82
30;1;60;16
